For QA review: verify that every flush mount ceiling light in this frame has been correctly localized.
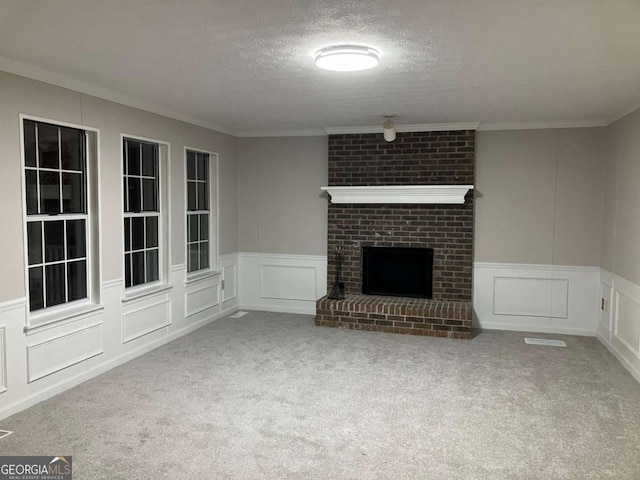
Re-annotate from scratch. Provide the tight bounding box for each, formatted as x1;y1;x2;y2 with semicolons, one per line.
314;45;380;72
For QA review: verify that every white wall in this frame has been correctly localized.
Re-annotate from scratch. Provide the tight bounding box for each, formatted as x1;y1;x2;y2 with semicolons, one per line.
597;108;640;382
237;136;328;255
475;128;605;266
0;71;240;419
472;128;605;335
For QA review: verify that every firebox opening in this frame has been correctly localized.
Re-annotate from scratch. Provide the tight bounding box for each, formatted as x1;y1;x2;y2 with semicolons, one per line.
362;246;434;298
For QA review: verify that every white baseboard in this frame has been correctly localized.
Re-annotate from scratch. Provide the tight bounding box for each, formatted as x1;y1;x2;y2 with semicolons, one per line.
473;262;600;336
0;304;236;420
598;329;640;384
476;321;597;337
240;303;316;316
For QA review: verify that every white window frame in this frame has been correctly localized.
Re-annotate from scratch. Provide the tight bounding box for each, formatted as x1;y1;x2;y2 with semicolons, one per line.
184;146;219;282
121;134;171;301
20;114;102;330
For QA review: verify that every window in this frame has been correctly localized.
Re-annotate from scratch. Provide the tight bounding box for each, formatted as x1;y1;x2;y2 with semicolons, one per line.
23;119;89;312
123;138;160;288
186;150;210;273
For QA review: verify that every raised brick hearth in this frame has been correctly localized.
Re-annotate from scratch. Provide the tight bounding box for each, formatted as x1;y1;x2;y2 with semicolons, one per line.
317;295;473;339
315;130;476;339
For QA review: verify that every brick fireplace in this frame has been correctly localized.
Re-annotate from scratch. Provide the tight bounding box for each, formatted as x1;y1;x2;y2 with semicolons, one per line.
315;130;476;339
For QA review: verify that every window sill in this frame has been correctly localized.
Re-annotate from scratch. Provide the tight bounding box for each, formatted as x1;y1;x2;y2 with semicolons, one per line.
25;302;105;334
185;269;221;286
121;283;173;304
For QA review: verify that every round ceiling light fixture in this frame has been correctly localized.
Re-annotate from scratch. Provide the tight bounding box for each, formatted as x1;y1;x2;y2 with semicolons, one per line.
314;45;380;72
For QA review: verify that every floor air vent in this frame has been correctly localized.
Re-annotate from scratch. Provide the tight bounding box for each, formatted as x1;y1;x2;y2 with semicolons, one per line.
524;338;567;347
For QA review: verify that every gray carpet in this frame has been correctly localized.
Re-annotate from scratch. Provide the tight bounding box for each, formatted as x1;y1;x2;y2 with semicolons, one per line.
2;312;640;479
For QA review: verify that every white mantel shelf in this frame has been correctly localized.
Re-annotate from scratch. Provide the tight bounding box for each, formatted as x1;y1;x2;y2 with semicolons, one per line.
320;185;474;204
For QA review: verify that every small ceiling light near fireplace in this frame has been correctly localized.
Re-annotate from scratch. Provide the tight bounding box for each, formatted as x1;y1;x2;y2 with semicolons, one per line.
383;116;396;142
314;45;380;72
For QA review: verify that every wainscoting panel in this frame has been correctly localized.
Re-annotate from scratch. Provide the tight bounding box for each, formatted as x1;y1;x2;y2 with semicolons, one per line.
185;276;220;318
122;295;171;344
27;320;104;383
615;291;640;357
475;263;599;335
221;254;238;304
598;271;614;343
493;277;568;318
0;328;6;394
597;270;640;383
260;265;317;301
239;252;327;314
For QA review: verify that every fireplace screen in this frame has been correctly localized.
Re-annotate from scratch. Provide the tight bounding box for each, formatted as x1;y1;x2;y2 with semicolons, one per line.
362;246;433;298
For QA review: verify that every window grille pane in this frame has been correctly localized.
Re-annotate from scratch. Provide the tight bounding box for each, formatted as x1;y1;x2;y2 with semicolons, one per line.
131;217;145;251
124;217;131;252
196;153;207;181
27;222;42;265
29;267;44;311
142;178;157;211
188;214;198;243
132;252;145;286
122;177;128;212
127;177;142;212
25;170;39;214
186;151;196;181
38;123;59;169
187;181;197;211
127;141;141;176
146;250;159;282
125;253;132;288
188;243;199;273
60;127;83;171
40;170;61;214
44;220;65;262
199;214;209;241
62;172;85;213
197;182;207;210
142;143;157;177
146;217;158;248
200;242;209;270
45;263;66;307
66;219;86;259
68;260;87;301
24;120;37;167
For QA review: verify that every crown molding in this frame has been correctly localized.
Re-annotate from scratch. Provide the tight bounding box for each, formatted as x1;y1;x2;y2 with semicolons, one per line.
324;122;480;135
237;128;327;137
477;119;607;131
605;102;640;126
0;56;238;137
1;55;619;137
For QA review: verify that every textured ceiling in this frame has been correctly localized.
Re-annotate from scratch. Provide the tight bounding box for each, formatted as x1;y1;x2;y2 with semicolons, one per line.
0;0;639;135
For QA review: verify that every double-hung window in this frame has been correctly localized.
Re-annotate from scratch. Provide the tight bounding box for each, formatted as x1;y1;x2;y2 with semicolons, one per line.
123;138;160;288
186;150;211;273
23;119;89;312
